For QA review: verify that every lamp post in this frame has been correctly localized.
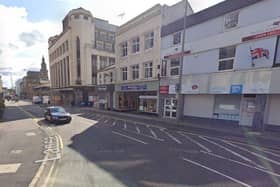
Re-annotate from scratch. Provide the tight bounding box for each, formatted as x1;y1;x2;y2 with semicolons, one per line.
176;0;188;122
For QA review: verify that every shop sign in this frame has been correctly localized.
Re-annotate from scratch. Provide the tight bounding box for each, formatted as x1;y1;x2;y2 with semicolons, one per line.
210;86;228;94
98;86;107;91
160;85;169;94
242;29;280;42
164;50;191;59
121;84;147;91
182;84;199;93
230;84;243;94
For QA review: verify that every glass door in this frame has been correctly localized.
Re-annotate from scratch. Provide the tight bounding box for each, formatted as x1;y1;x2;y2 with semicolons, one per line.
164;98;177;119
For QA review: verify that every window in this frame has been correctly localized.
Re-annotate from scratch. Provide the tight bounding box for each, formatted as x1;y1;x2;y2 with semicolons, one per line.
100;56;107;69
173;32;181;45
109;72;113;82
83;15;89;20
99;74;102;84
100;31;107;40
121;42;128;57
109;58;115;66
131;65;139;80
132;37;140;53
161;59;167;77
96;40;104;50
62;43;65;53
105;42;113;52
108;33;115;42
76;37;81;81
103;74;106;84
170;58;180;76
121;67;127;81
74;14;79;19
144;62;153;78
218;46;236;71
145;32;154;49
66;40;69;51
225;11;239;29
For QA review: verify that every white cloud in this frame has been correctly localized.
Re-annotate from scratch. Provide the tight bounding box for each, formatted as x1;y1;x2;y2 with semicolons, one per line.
0;5;60;88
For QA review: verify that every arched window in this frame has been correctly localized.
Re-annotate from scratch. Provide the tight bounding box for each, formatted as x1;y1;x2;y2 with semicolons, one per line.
76;36;81;82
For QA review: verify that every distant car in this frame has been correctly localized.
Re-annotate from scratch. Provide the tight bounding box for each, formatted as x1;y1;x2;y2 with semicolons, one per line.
44;106;71;124
33;96;42;104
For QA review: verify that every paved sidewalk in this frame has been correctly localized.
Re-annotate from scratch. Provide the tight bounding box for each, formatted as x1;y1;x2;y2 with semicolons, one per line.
66;106;280;150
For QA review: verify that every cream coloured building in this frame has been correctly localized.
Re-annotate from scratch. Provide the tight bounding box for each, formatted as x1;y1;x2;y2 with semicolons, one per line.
48;8;117;106
114;5;162;113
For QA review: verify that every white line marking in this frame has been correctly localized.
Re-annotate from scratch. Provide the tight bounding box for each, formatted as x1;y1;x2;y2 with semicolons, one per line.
178;132;211;153
161;129;182;144
25;132;36;136
148;127;158;139
124;122;127;130
223;140;280;166
112;120;116;127
112;131;148;144
199;136;263;168
201;151;280;178
10;150;23;154
104;119;108;124
0;163;21;174
123;129;164;141
136;126;140;134
182;158;252;187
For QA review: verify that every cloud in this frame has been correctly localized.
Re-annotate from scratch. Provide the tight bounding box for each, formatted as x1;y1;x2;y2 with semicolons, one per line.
0;4;60;88
19;30;44;47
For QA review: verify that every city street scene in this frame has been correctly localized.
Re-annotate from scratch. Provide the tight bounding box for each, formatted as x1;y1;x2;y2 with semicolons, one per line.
1;0;280;186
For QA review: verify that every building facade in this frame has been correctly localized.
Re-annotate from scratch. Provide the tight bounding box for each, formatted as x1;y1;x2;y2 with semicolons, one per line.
20;71;41;99
48;8;117;106
161;0;280;129
114;5;163;114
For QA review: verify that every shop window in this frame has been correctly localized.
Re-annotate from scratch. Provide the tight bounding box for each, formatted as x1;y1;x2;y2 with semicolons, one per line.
144;62;153;78
121;67;127;81
173;32;181;45
121;41;128;57
224;11;239;30
131;64;139;80
145;31;154;49
213;95;241;121
218;46;235;71
132;37;140;53
139;96;157;113
170;58;180;76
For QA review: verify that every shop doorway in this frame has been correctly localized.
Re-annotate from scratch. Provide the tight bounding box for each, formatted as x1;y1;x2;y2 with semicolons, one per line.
164;98;177;119
239;95;256;127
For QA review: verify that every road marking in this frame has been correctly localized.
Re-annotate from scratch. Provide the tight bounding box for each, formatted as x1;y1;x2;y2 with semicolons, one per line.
112;131;148;144
104;119;108;124
10;150;23;154
112;120;116;127
161;129;182;144
124;122;127;130
135;126;140;134
201;151;280;178
0;163;21;174
123;129;164;141
199;136;263;168
178;132;211;153
148;126;158;139
223;140;280;166
182;158;252;187
25;132;36;136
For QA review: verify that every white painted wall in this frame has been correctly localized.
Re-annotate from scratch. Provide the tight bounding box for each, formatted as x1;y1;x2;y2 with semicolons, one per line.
184;94;214;118
267;94;280;126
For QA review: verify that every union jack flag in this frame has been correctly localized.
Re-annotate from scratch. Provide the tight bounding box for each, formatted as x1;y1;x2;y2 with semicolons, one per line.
250;48;270;60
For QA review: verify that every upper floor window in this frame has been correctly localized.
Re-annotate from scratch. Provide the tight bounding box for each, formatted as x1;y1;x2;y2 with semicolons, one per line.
107;33;115;42
66;40;69;51
218;46;236;71
74;14;80;19
121;67;128;81
109;72;113;82
99;74;102;84
132;37;140;53
105;42;113;52
131;64;139;80
144;62;153;78
100;56;107;69
109;58;115;66
96;40;104;50
145;32;154;49
121;42;128;57
100;31;107;40
170;58;180;76
224;11;239;30
83;15;89;20
173;32;181;45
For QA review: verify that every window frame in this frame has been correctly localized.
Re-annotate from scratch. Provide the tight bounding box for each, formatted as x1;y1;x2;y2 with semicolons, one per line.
144;62;153;78
224;11;239;30
145;31;154;50
173;32;181;45
121;41;128;57
121;67;128;81
132;37;140;53
218;46;236;71
170;58;180;76
131;64;139;80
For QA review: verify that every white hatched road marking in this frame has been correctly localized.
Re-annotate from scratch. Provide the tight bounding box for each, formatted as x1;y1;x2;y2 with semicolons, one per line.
182;158;252;187
104;119;108;124
0;163;21;174
161;129;182;144
10;150;23;154
147;126;158;139
178;132;211;153
199;136;265;169
112;131;148;144
123;122;127;130
25;132;36;136
123;129;164;142
223;140;280;166
135;126;141;134
112;120;116;127
201;150;280;178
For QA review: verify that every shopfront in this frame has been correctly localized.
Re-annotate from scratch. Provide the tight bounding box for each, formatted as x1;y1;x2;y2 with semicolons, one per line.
96;85;114;110
114;80;159;114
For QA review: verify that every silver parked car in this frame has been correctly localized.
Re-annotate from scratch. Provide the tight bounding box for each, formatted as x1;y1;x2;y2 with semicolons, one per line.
44;106;72;124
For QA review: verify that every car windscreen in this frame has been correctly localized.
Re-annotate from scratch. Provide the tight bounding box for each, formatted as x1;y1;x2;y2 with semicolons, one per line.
50;107;66;113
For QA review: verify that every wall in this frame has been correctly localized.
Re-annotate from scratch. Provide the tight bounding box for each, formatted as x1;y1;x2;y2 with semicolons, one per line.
267;94;280;126
184;94;214;118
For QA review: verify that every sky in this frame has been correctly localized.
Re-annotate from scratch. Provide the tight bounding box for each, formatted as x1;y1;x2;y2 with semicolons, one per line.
0;0;223;88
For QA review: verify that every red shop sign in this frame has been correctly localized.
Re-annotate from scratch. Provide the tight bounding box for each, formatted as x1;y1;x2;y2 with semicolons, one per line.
242;29;280;42
160;85;169;94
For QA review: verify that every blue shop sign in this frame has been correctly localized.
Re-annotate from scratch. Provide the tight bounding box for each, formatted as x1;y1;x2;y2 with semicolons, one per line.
230;84;243;94
121;84;147;91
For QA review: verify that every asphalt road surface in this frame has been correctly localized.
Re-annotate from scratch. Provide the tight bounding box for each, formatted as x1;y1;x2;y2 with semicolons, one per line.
8;102;280;187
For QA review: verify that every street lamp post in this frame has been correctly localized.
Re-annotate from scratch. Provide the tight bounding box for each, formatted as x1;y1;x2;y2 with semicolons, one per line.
176;0;188;122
